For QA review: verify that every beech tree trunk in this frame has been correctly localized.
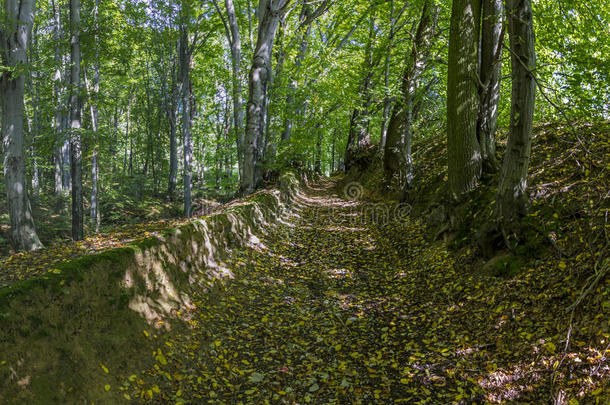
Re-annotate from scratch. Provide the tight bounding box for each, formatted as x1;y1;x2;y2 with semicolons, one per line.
242;0;291;193
379;0;396;152
180;28;193;217
70;0;84;241
227;0;245;181
477;0;503;173
167;90;178;198
344;14;377;171
51;0;64;195
1;0;43;251
383;1;436;188
214;0;245;181
89;0;101;232
496;0;536;240
447;0;482;199
281;1;312;142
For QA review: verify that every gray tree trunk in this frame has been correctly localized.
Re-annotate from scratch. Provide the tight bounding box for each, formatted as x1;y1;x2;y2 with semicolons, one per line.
242;0;291;192
61;54;72;191
344;14;377;171
51;0;71;194
281;1;312;142
379;0;395;152
383;1;436;188
70;0;83;241
447;0;482;199
52;0;64;195
215;0;245;181
1;0;44;251
477;0;503;173
226;0;245;181
496;0;536;240
164;45;179;199
27;28;41;196
314;124;322;173
89;0;101;232
180;28;193;217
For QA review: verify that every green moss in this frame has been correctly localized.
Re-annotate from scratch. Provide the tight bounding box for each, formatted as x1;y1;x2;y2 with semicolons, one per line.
0;247;135;310
492;254;523;278
132;236;161;251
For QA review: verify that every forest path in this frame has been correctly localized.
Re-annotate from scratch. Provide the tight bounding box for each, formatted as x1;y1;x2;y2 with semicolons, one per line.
128;178;556;404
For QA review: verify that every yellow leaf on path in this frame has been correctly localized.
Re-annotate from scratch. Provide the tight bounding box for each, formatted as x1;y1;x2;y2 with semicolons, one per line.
104;384;110;392
100;364;109;373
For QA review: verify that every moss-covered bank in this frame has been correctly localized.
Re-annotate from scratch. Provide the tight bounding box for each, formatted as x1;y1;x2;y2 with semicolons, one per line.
0;173;302;404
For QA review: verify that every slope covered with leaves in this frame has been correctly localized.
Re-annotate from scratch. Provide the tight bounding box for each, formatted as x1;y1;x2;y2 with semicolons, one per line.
100;166;608;404
0;123;608;403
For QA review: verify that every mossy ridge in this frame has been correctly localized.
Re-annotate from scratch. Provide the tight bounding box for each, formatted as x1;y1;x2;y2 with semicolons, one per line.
0;171;304;404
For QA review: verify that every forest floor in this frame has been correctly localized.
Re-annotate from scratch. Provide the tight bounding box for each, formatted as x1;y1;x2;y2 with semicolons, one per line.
115;176;609;404
1;123;607;403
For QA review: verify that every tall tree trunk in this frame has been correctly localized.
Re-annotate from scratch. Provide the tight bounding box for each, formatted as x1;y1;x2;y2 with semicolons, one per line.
166;48;179;199
379;0;395;152
28;28;41;196
447;0;482;199
214;0;245;181
180;28;193;217
242;0;291;193
124;90;132;174
330;129;338;172
477;0;503;173
496;0;536;242
89;0;101;232
52;0;64;195
227;0;245;181
168;107;178;198
314;124;322;173
281;1;312;142
344;14;377;171
383;1;437;188
61;54;72;191
70;0;83;241
111;104;119;172
1;0;44;251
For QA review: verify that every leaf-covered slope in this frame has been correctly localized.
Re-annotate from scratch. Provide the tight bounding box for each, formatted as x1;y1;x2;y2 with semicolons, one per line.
0;173;301;404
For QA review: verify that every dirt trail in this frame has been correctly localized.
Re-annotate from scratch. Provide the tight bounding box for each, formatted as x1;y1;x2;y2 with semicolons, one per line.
125;178;599;404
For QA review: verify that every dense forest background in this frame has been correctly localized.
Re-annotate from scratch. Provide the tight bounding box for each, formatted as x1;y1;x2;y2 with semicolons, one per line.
0;0;608;252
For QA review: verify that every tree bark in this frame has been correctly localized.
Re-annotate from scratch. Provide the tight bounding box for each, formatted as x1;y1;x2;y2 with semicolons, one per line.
180;26;193;217
215;0;245;181
344;13;378;171
164;45;179;200
51;0;64;195
379;0;395;152
314;124;322;173
242;0;291;193
383;1;437;188
496;0;536;241
70;0;84;241
281;1;312;143
0;0;43;251
447;0;482;199
477;0;503;173
89;0;101;232
226;0;245;181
